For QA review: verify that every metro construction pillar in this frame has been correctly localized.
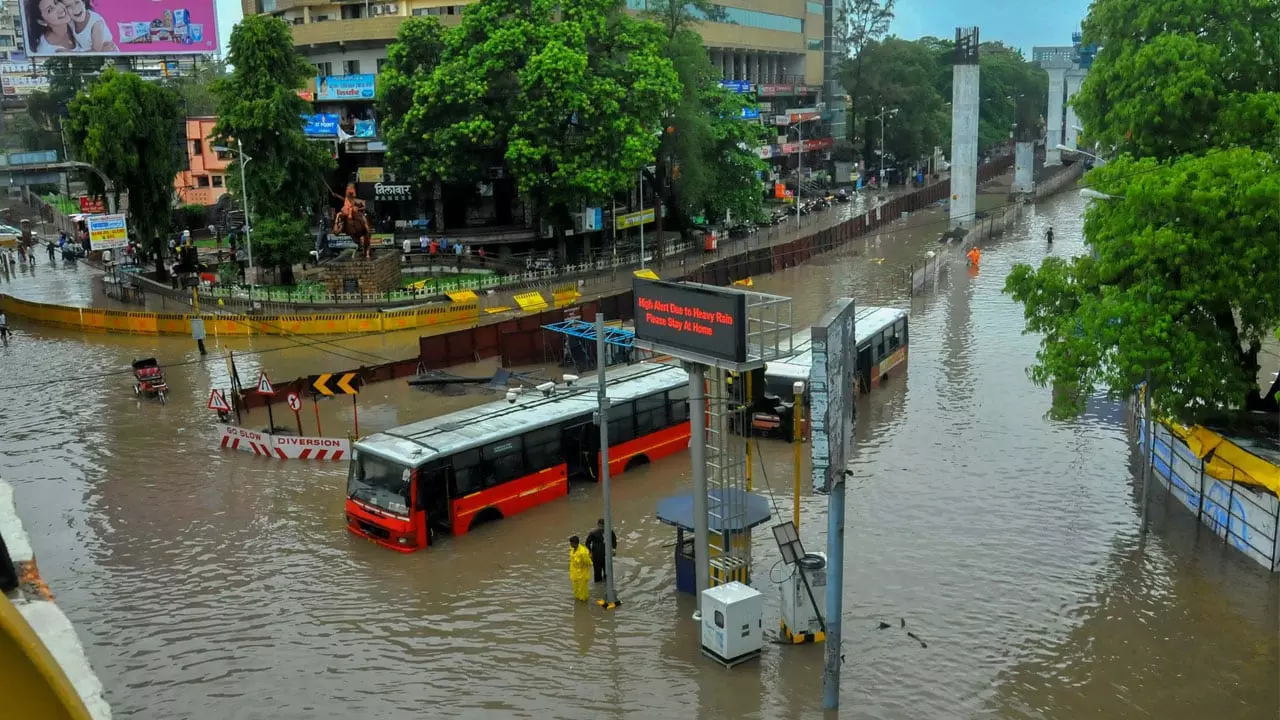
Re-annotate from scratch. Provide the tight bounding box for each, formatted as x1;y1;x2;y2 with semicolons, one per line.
1044;67;1066;165
949;27;981;230
1063;70;1085;150
1012;141;1035;193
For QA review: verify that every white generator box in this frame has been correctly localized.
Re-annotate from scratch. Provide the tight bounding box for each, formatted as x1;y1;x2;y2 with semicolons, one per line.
781;552;827;639
700;581;763;666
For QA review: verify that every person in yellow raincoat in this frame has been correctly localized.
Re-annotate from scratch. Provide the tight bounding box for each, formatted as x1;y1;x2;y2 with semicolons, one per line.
568;536;592;602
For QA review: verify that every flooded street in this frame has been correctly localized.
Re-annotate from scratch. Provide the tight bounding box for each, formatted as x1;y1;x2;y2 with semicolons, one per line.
1;189;1276;719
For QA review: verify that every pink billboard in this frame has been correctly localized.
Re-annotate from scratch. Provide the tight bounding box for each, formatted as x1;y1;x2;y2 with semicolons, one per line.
20;0;218;56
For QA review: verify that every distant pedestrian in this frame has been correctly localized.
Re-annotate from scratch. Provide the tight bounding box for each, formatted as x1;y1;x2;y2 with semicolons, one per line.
402;237;412;262
1046;227;1054;245
584;519;617;583
568;535;592;602
46;241;55;261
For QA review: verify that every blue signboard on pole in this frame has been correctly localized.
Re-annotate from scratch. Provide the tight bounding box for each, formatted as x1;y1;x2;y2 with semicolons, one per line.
741;107;761;119
720;80;751;93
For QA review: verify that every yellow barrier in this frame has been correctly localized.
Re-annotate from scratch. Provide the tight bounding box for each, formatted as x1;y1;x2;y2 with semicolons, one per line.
447;290;479;304
0;294;480;338
633;269;659;280
513;291;550;313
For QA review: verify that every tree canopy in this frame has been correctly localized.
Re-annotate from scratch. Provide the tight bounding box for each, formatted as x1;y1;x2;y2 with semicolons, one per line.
65;68;184;278
843;36;1045;168
1006;0;1280;420
212;15;332;277
376;17;446;181
381;0;681;235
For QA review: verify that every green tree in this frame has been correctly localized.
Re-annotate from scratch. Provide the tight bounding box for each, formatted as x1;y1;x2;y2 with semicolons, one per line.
212;15;332;282
376;17;446;182
843;37;948;169
165;59;227;117
65;68;184;279
1071;0;1280;160
836;0;895;150
1005;0;1280;420
506;0;680;234
383;0;680;246
1005;150;1280;418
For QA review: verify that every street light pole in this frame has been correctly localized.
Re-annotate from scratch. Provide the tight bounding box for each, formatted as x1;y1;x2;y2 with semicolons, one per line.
876;107;898;188
596;315;619;608
788;121;804;224
236;138;254;284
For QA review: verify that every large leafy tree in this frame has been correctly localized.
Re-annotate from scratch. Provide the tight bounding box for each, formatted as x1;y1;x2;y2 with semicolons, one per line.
65;68;184;279
164;59;227;117
835;0;894;151
843;37;948;169
506;0;679;231
383;0;680;244
376;17;446;182
1005;0;1280;420
212;15;332;282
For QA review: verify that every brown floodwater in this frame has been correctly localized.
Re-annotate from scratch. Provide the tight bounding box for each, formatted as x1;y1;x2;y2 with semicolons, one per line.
0;189;1276;719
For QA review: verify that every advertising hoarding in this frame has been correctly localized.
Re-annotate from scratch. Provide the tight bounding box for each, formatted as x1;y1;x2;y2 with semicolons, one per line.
809;298;857;493
302;114;339;137
87;213;128;250
316;74;376;101
633;279;747;364
19;0;218;57
1;73;50;96
615;208;655;230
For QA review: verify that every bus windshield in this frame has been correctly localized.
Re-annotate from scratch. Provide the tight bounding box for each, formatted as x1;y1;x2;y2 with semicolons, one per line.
348;452;412;518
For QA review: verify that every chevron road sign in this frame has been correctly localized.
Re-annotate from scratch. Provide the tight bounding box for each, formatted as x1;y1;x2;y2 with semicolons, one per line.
311;372;361;396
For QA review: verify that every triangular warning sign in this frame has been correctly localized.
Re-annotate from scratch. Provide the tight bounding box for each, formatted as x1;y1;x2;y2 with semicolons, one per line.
208;389;231;412
256;372;275;395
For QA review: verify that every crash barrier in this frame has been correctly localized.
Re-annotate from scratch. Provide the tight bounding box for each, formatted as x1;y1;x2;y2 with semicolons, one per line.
218;424;350;460
0;294;480;337
236;157;1017;410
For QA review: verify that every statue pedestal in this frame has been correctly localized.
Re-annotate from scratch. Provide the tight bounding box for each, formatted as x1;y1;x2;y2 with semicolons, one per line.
318;250;402;296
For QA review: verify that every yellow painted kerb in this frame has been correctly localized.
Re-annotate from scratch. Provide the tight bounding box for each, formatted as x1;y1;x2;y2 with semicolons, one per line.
0;594;94;719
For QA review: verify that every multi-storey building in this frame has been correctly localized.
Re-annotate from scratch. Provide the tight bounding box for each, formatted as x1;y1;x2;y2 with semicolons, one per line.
244;0;844;254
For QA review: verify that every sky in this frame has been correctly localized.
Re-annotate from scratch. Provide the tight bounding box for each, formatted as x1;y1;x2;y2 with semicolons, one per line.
888;0;1092;54
210;0;1094;59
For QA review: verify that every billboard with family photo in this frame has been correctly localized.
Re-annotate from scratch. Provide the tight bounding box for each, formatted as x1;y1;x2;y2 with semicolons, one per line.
20;0;218;56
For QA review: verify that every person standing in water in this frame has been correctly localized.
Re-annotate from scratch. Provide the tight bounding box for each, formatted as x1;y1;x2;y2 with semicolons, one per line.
568;536;592;602
1046;227;1054;245
584;518;617;583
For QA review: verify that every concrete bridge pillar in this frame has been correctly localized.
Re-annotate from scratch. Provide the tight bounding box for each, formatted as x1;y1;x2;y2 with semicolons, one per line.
949;28;981;229
1012;141;1035;193
1044;67;1066;165
1064;70;1085;150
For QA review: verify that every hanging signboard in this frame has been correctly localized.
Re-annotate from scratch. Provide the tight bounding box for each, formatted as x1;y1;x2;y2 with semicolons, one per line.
87;213;129;251
809;298;858;493
615;208;655;231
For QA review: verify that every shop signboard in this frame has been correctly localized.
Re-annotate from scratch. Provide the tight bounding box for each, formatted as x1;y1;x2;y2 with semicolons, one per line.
302;114;339;137
803;137;835;152
759;84;795;97
316;74;376;101
79;196;106;213
87;213;129;251
615;208;655;230
372;182;413;202
354;119;377;138
356;166;384;184
19;0;218;56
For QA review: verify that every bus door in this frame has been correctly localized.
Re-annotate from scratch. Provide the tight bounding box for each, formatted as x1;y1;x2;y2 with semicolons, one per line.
857;343;873;393
562;418;595;479
417;459;453;536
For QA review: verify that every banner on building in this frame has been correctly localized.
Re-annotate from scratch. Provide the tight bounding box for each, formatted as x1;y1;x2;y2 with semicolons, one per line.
19;0;218;56
302;113;340;137
356;166;385;183
0;73;49;96
316;74;376;101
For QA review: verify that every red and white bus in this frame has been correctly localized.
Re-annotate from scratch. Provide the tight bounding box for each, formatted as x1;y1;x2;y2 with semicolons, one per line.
346;362;691;552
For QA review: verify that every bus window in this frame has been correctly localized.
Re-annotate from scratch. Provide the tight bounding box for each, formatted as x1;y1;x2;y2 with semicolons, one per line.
608;401;636;445
635;393;668;435
451;449;483;496
523;425;562;472
872;332;885;364
483;437;525;486
888;322;901;351
668;385;689;423
896;318;908;347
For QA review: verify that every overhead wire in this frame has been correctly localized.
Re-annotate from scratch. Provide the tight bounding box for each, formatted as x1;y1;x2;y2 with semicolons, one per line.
0;161;1169;394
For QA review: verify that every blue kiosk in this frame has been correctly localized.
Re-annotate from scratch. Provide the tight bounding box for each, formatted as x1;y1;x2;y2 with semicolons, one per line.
656;487;773;593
